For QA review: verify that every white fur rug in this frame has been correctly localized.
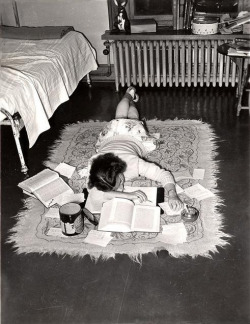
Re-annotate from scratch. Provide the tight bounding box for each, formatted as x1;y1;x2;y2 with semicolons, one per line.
7;120;231;261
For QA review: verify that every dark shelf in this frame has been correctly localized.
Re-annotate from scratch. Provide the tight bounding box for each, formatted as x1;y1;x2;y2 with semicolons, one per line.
102;30;250;41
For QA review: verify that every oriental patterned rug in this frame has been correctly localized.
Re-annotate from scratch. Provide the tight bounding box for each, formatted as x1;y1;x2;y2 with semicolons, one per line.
7;120;231;261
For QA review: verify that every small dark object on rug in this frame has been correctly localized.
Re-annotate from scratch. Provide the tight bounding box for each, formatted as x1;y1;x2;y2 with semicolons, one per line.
82;208;99;227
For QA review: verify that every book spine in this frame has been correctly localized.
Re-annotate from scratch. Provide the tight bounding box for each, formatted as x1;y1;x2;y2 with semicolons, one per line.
179;0;185;30
172;0;177;30
183;0;189;30
186;0;194;30
189;0;195;29
176;0;180;30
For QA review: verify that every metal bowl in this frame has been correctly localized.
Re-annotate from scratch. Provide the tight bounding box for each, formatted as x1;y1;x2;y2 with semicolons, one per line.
181;206;199;223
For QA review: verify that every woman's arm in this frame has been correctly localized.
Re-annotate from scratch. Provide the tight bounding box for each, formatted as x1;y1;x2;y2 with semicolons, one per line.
138;159;183;211
164;183;183;211
103;190;147;202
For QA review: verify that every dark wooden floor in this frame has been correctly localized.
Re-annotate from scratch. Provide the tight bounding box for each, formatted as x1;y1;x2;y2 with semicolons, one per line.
1;82;250;324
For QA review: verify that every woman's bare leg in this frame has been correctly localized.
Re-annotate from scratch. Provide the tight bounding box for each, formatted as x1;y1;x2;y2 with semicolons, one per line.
115;87;139;119
115;96;130;118
128;101;139;119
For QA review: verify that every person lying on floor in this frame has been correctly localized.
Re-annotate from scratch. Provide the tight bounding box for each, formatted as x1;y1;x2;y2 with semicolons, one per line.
87;87;183;211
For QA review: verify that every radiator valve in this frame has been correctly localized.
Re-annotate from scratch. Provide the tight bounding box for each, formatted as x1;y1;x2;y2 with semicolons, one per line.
103;41;110;55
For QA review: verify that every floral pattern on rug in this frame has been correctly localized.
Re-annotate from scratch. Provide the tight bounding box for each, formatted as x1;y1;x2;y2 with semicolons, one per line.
41;123;204;244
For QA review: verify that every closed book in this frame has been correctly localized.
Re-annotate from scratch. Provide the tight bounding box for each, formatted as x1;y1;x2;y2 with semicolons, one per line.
130;19;157;33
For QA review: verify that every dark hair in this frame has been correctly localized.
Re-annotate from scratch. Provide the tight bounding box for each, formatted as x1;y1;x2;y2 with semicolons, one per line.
88;153;127;192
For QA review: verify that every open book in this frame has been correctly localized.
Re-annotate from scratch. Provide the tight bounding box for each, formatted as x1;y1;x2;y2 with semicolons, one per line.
85;186;162;214
18;169;74;208
98;198;161;233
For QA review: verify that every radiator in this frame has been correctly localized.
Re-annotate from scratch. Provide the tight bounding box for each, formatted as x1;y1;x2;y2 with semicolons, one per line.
111;39;240;90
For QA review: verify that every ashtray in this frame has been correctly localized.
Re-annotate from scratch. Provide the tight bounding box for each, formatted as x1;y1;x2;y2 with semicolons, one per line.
181;206;199;223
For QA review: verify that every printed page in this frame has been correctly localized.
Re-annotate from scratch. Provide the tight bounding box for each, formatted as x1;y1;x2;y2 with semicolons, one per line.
184;183;215;201
131;205;160;232
18;169;58;192
98;198;134;232
34;177;73;207
22;190;36;198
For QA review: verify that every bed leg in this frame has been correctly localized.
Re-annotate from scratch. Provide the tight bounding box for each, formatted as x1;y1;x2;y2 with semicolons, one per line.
0;108;28;173
86;73;92;87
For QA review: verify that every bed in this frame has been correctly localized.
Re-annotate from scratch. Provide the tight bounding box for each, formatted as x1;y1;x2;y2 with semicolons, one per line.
0;26;98;172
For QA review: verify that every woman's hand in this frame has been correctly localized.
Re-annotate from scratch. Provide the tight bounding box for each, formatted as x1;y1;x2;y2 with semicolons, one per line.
165;186;183;211
128;190;147;203
168;196;183;211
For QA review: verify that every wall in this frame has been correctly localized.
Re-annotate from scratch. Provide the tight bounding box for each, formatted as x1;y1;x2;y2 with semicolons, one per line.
1;0;110;64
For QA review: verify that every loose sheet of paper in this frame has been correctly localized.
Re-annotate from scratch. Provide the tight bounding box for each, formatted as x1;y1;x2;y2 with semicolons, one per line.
54;192;85;206
46;227;68;237
157;223;187;245
45;207;60;219
173;170;193;181
184;183;215;201
84;230;113;247
176;184;184;194
192;168;205;180
54;162;76;178
78;167;89;178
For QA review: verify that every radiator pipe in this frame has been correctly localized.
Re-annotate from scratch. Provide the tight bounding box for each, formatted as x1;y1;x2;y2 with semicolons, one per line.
89;41;112;77
102;41;112;77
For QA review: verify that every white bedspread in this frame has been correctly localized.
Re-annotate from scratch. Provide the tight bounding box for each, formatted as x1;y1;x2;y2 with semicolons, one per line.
0;31;98;147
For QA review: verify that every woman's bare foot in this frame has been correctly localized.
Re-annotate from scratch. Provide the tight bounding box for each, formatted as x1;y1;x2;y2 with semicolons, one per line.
126;86;139;102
